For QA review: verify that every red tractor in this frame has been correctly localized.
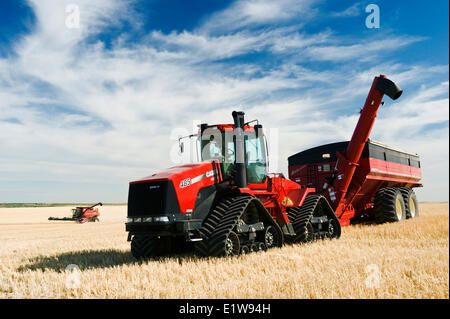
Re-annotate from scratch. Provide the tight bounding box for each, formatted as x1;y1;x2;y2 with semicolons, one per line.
126;75;419;259
49;202;102;224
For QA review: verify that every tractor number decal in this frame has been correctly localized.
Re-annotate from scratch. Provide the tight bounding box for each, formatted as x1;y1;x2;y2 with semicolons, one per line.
179;178;191;188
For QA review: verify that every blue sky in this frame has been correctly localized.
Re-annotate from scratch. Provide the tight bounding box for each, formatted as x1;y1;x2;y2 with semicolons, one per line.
0;0;448;202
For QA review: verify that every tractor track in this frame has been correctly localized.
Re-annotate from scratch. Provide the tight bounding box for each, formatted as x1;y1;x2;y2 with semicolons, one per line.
197;193;334;256
195;195;252;257
286;194;321;243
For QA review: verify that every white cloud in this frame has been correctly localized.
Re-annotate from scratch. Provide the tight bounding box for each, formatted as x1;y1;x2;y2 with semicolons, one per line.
200;0;317;34
304;36;426;62
330;3;361;17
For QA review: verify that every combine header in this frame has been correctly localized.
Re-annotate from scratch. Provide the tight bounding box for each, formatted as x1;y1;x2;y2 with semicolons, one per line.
48;202;102;224
125;74;421;259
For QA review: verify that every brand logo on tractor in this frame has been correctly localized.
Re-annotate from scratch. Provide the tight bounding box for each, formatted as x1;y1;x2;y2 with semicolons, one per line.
180;178;191;188
281;197;293;206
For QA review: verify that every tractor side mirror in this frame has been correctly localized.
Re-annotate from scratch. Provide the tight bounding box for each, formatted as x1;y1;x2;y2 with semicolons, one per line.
180;142;184;153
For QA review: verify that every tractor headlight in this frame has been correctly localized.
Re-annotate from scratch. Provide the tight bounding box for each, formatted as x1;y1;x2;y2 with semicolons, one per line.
134;217;143;223
142;217;153;222
154;216;170;223
127;217;134;223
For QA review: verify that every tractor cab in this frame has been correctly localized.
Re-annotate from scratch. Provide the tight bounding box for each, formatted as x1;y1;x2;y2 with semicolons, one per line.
197;113;268;187
72;208;82;218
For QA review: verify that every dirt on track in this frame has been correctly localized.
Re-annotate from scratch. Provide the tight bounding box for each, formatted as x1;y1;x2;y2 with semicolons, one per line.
0;203;448;299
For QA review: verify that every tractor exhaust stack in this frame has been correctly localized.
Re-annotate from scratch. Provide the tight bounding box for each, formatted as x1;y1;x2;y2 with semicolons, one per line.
232;111;248;188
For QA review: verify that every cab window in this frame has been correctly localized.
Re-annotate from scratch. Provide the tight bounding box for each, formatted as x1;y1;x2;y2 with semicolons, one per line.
245;134;267;184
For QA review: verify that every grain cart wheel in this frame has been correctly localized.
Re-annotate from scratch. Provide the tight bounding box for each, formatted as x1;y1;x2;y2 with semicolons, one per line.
374;187;406;223
399;187;419;219
131;234;171;259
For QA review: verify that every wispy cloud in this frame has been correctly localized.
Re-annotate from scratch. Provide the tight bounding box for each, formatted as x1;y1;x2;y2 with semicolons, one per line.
199;0;317;34
303;36;426;62
330;3;361;17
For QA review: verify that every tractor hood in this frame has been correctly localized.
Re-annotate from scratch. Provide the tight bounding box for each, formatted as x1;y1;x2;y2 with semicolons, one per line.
130;160;221;185
129;160;222;214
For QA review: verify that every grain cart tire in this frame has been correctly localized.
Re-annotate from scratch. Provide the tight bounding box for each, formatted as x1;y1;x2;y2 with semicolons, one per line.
399;187;419;219
131;234;171;259
374;187;406;223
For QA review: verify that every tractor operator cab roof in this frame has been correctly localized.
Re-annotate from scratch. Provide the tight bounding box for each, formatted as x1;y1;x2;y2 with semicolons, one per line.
197;122;262;134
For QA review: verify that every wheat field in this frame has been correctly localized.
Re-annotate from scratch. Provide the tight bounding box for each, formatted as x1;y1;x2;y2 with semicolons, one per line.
0;202;448;299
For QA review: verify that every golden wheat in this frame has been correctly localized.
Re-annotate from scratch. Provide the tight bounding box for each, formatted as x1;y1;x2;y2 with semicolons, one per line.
0;203;448;298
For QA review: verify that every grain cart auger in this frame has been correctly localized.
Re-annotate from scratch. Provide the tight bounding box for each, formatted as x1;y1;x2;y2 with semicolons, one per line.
289;75;422;226
48;202;102;224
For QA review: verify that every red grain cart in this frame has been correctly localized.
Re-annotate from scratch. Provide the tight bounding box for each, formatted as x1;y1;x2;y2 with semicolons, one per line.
289;96;421;226
288;140;421;225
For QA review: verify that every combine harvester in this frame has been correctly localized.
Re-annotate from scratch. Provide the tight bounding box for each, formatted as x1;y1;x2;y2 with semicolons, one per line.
48;202;102;224
125;75;422;259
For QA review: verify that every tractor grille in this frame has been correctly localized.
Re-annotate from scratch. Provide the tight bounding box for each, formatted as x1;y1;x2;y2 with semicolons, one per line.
127;181;180;217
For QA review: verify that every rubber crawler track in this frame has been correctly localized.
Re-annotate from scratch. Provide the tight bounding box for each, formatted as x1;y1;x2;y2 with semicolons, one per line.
195;195;282;257
131;235;171;259
286;194;321;243
131;235;157;259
